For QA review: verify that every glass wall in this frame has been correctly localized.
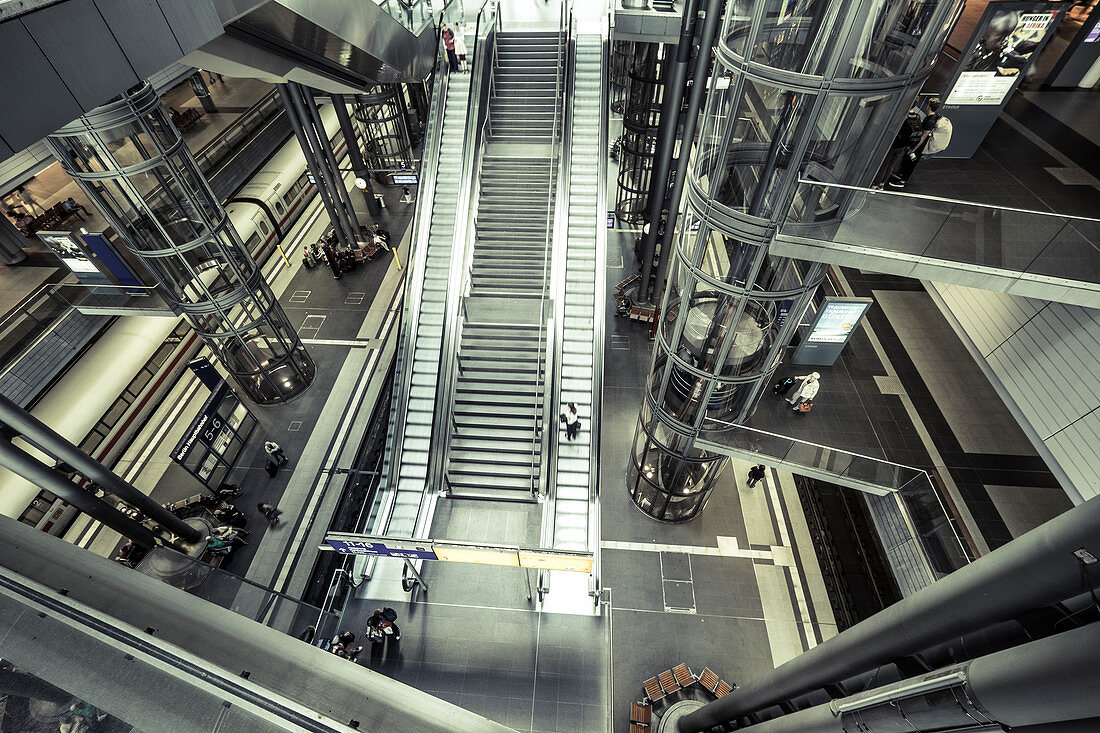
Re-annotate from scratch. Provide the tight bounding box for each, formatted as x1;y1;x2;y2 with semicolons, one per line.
47;83;315;405
629;0;966;520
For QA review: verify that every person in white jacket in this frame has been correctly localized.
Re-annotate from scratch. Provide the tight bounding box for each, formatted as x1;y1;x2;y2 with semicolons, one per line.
787;372;820;411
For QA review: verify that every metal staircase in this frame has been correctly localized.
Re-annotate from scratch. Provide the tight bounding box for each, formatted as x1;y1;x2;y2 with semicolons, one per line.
441;29;566;501
488;31;563;144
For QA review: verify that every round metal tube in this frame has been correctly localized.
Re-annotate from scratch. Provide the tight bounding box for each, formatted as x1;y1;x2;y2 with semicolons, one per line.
0;392;198;541
679;495;1100;731
638;0;700;303
0;438;161;549
300;85;363;243
332;95;382;217
716;623;1100;733
651;0;723;304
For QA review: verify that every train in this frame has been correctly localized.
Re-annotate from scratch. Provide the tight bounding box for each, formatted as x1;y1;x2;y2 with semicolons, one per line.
0;103;347;539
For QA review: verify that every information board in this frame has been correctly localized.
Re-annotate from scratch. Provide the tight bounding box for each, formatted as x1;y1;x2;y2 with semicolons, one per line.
323;533;595;573
793;297;873;366
325;538;438;559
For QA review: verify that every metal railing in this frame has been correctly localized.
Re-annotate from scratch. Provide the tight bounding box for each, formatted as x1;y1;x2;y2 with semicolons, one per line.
378;19;453;511
698;417;972;595
424;0;497;506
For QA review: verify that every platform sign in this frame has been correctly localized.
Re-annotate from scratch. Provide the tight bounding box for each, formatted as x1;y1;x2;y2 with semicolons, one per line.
171;381;255;489
322;533;594;572
793;297;873;366
391;174;419;185
324;538;437;559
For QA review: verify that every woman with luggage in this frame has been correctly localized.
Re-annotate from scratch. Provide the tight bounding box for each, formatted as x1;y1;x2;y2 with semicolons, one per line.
787;372;821;412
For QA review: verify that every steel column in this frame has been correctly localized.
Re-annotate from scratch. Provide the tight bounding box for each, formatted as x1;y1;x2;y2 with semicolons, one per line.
278;84;357;250
0;215;28;265
678;495;1100;731
0;438;161;549
651;0;722;305
0;392;199;541
300;85;364;243
637;0;700;303
333;94;382;217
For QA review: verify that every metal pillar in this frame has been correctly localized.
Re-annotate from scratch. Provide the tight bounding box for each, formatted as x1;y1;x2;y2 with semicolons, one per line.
701;622;1100;733
300;86;364;245
279;83;360;250
333;95;382;218
0;214;28;264
650;0;722;308
637;0;700;303
0;438;162;548
678;494;1100;731
0;392;199;541
47;82;314;405
628;0;966;518
189;73;218;113
616;42;665;226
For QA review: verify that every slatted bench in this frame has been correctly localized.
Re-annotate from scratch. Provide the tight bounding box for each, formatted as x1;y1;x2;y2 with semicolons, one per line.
642;676;664;702
658;669;680;695
672;663;694;688
715;680;733;698
699;667;720;694
630;701;651;729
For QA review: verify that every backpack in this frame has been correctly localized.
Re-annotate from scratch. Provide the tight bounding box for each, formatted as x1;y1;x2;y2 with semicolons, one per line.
925;116;952;154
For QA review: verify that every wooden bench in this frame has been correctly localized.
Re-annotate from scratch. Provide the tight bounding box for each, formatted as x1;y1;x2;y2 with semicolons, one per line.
673;663;694;688
658;669;680;695
699;667;720;694
630;701;651;727
715;680;733;698
642;676;664;702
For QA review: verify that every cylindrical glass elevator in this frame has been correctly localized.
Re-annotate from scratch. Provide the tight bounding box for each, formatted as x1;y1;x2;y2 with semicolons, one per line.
354;85;416;183
48;83;315;405
629;0;966;521
616;42;666;225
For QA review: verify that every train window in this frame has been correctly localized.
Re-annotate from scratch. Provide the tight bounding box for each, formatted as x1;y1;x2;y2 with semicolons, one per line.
258;220;269;236
244;234;261;256
274;200;285;215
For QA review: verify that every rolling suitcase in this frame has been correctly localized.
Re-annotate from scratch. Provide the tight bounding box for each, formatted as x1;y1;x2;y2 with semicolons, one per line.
773;377;795;396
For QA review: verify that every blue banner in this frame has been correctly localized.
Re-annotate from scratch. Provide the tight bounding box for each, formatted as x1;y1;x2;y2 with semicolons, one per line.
325;538;438;560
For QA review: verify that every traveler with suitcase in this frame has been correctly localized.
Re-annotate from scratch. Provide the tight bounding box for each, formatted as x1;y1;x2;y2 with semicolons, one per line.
787;372;821;412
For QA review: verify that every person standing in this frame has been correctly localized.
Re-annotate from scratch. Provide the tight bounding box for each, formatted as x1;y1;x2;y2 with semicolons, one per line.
442;24;459;72
559;402;580;441
787;372;820;411
746;464;766;488
264;441;287;466
889;98;951;189
257;502;282;527
453;30;468;72
873;110;921;189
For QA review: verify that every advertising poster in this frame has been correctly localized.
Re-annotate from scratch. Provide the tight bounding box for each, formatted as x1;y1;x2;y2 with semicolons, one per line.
36;231;100;275
793;297;872;366
948;8;1061;105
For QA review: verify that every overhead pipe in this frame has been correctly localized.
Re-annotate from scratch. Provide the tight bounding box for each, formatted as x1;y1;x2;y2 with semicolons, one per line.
714;622;1100;733
332;94;382;217
650;0;723;305
637;0;701;303
0;438;162;549
0;393;198;541
678;495;1100;731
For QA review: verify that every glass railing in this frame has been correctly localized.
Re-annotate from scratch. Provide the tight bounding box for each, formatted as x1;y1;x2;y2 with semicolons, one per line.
136;547;341;641
376;0;438;35
191;89;284;176
781;180;1100;293
0;285;73;369
701;417;972;595
46;282;176;315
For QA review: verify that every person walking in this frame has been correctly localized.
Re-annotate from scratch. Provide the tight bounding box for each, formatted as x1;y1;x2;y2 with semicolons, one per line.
264;441;287;466
442;24;459;72
14;186;44;216
559;402;580;441
746;464;766;488
873;109;921;189
787;372;820;411
257;502;282;527
889;98;951;189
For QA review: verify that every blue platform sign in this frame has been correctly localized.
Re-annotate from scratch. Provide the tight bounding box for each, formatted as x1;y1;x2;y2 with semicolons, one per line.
325;538;438;560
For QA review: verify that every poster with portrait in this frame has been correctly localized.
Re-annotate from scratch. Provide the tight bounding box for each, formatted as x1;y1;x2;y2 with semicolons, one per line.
938;2;1068;157
948;7;1061;105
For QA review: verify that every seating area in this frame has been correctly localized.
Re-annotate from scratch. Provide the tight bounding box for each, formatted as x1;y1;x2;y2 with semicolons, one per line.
633;664;736;728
